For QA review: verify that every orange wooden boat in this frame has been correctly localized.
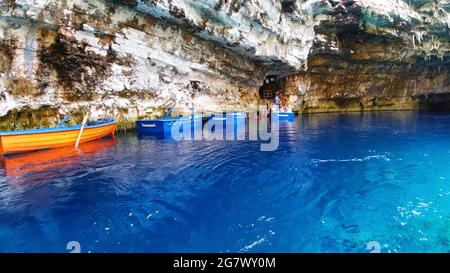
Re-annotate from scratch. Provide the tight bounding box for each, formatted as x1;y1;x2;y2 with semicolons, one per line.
0;117;116;155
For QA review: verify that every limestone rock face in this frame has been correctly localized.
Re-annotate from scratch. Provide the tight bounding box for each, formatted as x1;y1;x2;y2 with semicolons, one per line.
282;0;450;112
0;0;449;129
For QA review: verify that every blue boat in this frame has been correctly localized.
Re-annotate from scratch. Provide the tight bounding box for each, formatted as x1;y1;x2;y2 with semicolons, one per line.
272;111;294;122
136;109;203;136
206;112;247;135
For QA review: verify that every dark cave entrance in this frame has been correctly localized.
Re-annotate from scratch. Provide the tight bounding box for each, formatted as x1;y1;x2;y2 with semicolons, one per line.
417;93;450;112
258;75;281;100
258;74;293;111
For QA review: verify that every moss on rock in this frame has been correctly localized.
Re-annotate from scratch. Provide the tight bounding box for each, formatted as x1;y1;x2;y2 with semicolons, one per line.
0;106;59;132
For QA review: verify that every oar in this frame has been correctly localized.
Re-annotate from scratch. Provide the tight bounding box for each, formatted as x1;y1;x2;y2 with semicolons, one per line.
58;114;72;127
75;114;89;149
162;107;173;119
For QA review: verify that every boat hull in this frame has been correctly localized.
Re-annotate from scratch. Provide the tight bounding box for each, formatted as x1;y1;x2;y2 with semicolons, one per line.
0;122;116;155
136;116;203;135
136;119;179;135
206;112;247;131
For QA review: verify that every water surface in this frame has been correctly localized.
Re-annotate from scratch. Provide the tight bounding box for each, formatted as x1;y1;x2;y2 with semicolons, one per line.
1;111;450;253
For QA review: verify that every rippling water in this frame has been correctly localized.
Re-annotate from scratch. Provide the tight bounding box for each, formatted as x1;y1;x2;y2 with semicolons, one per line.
1;111;450;253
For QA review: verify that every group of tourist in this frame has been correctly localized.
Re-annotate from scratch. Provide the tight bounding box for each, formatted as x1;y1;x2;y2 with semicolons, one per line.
269;91;290;113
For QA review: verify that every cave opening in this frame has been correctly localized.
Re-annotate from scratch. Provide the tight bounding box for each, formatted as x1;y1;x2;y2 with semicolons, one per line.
417;93;450;112
258;74;294;112
259;75;281;101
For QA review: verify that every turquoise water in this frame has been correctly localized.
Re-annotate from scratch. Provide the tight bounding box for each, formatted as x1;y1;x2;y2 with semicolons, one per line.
1;111;450;252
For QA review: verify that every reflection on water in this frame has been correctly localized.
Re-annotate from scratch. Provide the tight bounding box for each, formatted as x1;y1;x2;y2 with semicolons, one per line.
1;111;450;252
1;137;117;181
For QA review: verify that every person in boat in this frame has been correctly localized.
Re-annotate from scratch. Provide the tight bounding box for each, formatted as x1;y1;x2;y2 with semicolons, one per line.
278;92;285;112
281;96;288;112
267;100;273;115
273;91;280;112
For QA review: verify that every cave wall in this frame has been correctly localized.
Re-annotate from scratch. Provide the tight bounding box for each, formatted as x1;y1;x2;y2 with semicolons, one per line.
0;0;450;130
1;0;285;129
282;58;450;112
282;0;450;112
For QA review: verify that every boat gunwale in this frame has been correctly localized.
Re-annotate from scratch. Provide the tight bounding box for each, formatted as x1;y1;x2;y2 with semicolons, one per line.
137;116;203;123
206;112;247;119
272;111;294;114
0;119;116;137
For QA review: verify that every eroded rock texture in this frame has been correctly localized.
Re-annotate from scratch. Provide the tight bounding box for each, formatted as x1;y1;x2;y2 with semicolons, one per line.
0;0;449;129
281;0;450;112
